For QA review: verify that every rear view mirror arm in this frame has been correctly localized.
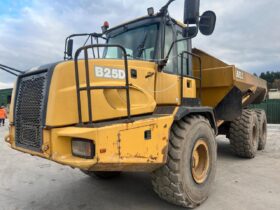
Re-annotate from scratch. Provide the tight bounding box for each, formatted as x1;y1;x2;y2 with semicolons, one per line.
158;38;189;69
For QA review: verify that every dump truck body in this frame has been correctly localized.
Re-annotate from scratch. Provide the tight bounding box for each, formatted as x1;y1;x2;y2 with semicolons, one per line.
193;48;267;122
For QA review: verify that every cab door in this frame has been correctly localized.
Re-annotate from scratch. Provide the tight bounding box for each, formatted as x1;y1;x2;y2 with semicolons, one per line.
155;23;196;105
176;28;196;100
156;22;180;105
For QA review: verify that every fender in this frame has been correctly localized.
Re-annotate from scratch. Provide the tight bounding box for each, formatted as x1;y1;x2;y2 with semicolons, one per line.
175;106;218;135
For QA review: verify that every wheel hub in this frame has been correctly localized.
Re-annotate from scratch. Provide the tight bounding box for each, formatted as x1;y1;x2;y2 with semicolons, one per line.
191;139;210;184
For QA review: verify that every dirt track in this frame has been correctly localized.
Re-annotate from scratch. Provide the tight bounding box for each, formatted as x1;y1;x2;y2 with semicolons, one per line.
0;124;280;210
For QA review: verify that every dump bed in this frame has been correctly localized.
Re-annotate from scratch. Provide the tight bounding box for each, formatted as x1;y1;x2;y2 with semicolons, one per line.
193;48;267;121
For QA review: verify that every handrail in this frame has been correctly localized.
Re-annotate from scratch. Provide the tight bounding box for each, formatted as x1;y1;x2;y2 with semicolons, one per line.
64;33;106;60
0;64;23;74
180;51;202;102
74;44;131;125
0;64;23;76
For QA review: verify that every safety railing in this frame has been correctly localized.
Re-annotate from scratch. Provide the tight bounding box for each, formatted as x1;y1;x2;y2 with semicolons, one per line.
0;64;23;76
74;44;131;125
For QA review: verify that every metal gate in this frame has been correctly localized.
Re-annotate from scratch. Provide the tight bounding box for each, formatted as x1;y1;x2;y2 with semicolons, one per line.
250;99;280;124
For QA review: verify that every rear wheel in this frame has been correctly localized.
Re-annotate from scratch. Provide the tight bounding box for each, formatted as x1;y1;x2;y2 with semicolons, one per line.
151;115;217;208
229;109;259;158
81;170;121;179
253;109;267;150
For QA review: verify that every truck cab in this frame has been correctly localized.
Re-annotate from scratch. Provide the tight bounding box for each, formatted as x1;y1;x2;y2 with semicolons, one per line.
103;15;196;108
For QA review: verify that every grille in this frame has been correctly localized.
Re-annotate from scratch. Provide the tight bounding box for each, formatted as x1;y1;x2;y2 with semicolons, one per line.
15;71;48;151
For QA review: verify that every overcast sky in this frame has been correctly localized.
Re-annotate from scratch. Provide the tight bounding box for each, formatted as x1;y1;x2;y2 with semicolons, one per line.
0;0;279;89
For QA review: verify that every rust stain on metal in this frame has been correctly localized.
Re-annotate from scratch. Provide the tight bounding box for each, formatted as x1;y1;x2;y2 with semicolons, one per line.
117;132;121;157
161;146;168;161
100;148;106;153
149;155;157;160
42;145;49;152
134;153;147;159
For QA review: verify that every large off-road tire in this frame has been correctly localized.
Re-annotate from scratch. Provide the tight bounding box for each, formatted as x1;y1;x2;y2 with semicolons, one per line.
229;109;259;158
81;170;121;179
151;115;217;208
253;109;267;150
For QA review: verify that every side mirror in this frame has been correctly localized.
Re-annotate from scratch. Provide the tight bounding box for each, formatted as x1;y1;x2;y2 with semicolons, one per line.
184;0;200;24
66;39;74;58
182;26;198;39
199;11;216;35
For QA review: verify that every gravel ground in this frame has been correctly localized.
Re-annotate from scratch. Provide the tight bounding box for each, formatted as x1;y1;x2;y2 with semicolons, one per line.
0;123;280;210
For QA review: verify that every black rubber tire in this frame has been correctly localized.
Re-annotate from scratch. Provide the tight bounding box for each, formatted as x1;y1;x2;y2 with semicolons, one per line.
229;109;259;158
253;109;267;150
81;170;121;179
151;115;217;208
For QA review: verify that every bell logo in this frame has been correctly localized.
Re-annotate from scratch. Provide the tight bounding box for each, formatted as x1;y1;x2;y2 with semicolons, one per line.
236;70;244;80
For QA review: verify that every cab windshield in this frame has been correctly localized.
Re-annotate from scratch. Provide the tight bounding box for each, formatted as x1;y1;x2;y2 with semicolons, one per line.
104;23;159;61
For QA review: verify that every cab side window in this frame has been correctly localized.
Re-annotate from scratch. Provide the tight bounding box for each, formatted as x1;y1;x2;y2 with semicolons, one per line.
176;31;188;75
163;24;176;73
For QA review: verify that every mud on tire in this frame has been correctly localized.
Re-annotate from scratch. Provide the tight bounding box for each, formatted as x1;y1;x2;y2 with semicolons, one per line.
151;115;217;208
229;109;259;158
253;109;267;150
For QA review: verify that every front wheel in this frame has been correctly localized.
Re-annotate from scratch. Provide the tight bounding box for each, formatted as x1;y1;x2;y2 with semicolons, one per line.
151;115;217;208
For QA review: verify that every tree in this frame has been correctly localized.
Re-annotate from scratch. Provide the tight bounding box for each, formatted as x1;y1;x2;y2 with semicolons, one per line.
259;71;280;89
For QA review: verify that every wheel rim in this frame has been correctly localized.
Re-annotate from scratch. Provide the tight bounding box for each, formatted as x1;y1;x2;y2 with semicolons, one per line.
191;139;210;184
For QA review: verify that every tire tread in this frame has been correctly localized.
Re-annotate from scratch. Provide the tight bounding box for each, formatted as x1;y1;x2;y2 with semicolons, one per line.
151;115;215;208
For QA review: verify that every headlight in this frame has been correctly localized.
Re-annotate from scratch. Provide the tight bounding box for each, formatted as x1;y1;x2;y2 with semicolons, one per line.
72;138;95;159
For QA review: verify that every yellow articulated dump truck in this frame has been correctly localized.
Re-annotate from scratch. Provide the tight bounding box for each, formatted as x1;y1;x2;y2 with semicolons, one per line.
4;0;267;208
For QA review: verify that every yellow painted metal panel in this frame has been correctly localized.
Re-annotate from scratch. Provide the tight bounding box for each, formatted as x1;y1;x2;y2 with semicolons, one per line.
156;71;196;104
233;67;267;94
183;78;196;98
193;65;234;107
46;59;157;126
120;124;160;161
120;125;150;158
193;48;267;108
155;71;180;104
9;115;173;172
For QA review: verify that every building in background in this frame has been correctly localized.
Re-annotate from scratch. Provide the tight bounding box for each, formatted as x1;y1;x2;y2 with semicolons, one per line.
0;88;13;107
268;89;280;99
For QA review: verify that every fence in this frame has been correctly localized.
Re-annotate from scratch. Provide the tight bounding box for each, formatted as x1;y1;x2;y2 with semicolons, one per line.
0;88;12;106
250;99;280;124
